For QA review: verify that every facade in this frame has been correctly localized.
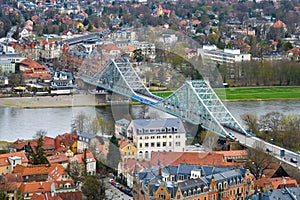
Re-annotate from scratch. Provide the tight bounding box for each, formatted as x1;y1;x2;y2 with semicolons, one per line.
71;150;96;175
134;167;255;200
132;41;156;59
0;53;25;64
127;118;186;160
201;45;251;65
119;139;137;161
0;60;16;73
115;118;130;139
0;152;28;174
77;133;96;153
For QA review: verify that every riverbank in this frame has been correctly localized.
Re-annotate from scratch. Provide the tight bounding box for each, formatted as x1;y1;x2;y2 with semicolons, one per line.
0;94;111;108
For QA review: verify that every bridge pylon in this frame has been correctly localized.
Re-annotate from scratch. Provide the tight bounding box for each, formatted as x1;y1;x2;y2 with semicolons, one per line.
154;80;247;138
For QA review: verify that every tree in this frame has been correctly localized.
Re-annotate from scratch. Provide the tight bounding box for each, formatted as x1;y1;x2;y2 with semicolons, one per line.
245;141;277;179
68;160;84;184
259;112;284;141
82;176;102;199
133;49;143;62
106;135;121;169
241;113;259;134
31;130;49;165
72;112;87;134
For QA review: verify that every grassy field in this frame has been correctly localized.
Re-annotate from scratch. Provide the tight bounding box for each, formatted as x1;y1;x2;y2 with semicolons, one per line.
152;86;300;101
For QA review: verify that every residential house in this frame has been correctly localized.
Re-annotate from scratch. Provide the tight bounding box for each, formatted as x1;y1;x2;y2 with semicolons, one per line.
19;181;56;200
254;176;298;193
132;41;156;60
47;154;69;169
8;139;28;152
101;43;122;58
71;150;96;175
19;58;52;83
29;136;56;156
13;163;69;183
115;118;130;139
119;139;137;161
0;60;16;73
0;152;28;174
216;150;247;162
127;118;186;160
77;133;96;153
54;133;78;154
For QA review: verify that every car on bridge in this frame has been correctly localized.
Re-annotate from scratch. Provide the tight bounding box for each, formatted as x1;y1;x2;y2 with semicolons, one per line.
290;158;298;163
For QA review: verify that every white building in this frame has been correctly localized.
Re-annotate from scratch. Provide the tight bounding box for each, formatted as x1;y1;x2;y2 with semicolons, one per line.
127;118;186;160
201;45;251;64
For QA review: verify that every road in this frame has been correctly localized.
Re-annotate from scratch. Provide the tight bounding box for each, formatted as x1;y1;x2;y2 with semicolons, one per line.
104;178;133;200
233;131;300;168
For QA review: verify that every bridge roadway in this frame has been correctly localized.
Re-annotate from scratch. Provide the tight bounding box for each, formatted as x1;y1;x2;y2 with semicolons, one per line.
229;129;300;169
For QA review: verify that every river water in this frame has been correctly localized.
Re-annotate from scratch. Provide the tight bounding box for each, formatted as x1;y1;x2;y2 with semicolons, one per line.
0;100;299;142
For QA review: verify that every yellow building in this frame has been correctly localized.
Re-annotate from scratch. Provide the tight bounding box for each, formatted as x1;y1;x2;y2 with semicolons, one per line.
119;139;137;161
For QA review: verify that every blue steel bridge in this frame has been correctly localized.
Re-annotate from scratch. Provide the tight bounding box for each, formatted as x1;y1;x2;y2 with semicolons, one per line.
79;57;250;139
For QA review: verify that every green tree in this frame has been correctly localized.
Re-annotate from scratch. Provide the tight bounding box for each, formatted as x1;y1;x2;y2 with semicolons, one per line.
133;49;143;62
31;130;49;165
82;176;102;199
107;135;121;169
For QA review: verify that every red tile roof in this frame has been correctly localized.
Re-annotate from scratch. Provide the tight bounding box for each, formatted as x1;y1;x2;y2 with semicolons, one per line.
73;150;96;164
272;20;286;28
0;152;28;167
30;193;62;200
57;191;82;200
13;163;65;181
20;181;53;193
150;151;243;166
215;150;247;157
9;139;27;150
47;154;68;164
30;136;56;154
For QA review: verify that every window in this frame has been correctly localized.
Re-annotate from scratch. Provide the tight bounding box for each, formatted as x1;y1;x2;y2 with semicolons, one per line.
169;135;172;138
145;151;149;159
179;175;184;180
163;135;166;138
145;143;149;147
163;142;166;147
157;142;161;147
139;136;143;139
157;136;161;139
176;135;180;138
151;143;155;147
139;143;142;148
145;136;149;139
151;136;155;139
158;193;166;199
175;142;180;146
169;142;172;146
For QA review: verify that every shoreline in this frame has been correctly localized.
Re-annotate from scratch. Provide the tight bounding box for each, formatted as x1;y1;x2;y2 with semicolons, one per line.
0;94;299;109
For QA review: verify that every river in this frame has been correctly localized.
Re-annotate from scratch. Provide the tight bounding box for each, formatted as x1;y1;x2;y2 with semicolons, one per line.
0;100;299;142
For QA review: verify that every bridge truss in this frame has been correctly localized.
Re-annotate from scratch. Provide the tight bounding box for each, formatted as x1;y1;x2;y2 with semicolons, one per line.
80;58;247;138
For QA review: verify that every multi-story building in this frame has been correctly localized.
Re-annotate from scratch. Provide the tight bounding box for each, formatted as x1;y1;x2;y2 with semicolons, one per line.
127;118;186;160
201;45;251;65
0;60;16;73
199;45;251;79
77;133;96;153
132;41;156;60
134;166;255;200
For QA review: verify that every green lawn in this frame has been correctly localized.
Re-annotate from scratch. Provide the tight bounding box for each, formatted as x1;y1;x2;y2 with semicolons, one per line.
221;86;300;100
152;86;300;101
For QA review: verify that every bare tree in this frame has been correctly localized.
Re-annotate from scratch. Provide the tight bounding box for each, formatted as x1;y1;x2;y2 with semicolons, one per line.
245;141;277;180
241;113;259;134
